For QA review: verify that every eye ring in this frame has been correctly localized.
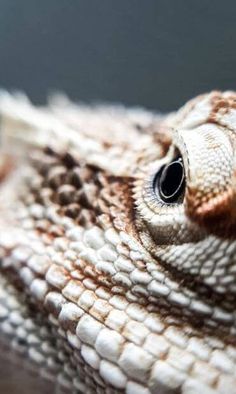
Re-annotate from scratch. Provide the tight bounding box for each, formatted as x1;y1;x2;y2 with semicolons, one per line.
154;156;185;204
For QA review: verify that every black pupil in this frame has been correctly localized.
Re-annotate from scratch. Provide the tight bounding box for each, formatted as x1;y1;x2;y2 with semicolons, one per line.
155;156;185;203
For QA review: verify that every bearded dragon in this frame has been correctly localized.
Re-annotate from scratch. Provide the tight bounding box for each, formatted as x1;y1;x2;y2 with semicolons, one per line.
0;91;235;394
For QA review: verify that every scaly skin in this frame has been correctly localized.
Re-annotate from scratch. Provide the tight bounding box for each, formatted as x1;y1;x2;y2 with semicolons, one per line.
0;91;235;394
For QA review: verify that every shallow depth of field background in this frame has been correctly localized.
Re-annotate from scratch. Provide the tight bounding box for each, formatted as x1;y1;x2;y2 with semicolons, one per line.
0;1;236;112
1;1;236;393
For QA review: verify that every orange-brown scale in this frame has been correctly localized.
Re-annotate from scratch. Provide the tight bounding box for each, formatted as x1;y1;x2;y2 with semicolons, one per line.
0;154;14;183
209;92;236;121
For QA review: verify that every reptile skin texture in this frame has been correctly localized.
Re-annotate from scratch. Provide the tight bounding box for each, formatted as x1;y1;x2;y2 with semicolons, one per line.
0;91;235;394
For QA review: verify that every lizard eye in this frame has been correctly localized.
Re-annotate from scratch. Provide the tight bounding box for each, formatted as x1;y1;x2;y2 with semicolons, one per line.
153;155;185;204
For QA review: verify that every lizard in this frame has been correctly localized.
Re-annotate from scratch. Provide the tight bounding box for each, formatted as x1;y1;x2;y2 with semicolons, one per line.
0;90;235;394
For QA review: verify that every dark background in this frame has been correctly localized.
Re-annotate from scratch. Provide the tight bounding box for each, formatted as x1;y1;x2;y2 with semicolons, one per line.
0;1;236;112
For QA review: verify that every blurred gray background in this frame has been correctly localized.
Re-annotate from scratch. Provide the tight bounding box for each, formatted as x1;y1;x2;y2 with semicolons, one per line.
0;1;235;111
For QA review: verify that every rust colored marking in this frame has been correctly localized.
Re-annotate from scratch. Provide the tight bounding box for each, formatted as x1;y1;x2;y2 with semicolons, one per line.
0;155;14;183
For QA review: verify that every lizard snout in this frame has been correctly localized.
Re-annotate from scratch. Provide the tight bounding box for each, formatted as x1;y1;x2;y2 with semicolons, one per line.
175;124;236;238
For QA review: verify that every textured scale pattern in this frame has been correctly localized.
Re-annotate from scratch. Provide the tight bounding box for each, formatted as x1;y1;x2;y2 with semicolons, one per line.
0;91;235;393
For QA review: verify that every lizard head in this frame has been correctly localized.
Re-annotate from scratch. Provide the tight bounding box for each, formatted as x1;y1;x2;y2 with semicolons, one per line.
134;92;236;295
